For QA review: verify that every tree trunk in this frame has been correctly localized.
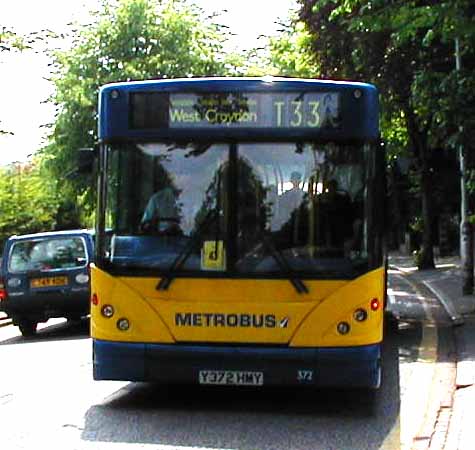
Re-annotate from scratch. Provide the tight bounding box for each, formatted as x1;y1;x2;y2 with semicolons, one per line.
418;160;435;269
405;108;435;270
460;143;474;294
461;220;473;294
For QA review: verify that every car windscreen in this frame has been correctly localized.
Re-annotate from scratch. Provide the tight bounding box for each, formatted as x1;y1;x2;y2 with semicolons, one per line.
8;237;88;273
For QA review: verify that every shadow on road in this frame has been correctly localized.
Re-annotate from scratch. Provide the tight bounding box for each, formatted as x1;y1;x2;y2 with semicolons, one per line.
81;332;400;450
0;318;90;345
396;320;423;364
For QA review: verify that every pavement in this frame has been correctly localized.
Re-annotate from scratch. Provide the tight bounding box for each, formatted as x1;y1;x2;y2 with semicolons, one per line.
0;311;12;328
389;253;475;450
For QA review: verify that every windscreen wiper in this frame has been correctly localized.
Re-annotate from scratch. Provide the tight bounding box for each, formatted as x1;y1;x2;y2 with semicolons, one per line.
158;170;223;291
156;208;218;290
260;234;309;294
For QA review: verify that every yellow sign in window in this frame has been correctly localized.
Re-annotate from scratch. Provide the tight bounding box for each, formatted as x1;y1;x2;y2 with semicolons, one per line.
201;241;226;271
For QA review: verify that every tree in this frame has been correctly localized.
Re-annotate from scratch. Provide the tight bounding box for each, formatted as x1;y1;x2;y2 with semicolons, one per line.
0;159;59;247
267;19;319;78
241;12;319;78
42;0;236;224
299;0;475;269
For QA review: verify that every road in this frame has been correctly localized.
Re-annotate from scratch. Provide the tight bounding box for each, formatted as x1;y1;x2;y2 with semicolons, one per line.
0;265;454;450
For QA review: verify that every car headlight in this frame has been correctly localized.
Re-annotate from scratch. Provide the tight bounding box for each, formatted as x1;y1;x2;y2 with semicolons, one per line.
7;278;21;288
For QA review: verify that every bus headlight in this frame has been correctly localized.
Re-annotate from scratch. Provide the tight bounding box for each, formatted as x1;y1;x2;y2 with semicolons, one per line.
337;321;350;335
101;305;115;318
354;308;368;322
117;318;130;331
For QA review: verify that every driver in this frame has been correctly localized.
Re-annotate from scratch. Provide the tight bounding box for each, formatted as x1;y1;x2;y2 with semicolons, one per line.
140;185;181;234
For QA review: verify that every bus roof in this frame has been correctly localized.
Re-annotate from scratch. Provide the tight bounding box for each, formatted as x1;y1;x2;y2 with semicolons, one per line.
99;77;379;143
100;76;376;92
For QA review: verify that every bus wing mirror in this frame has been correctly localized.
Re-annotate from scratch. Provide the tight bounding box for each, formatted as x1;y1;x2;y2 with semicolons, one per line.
65;146;98;179
77;147;97;174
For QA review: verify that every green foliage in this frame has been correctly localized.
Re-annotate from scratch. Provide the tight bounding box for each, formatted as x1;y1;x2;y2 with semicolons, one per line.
0;159;59;246
466;168;475;196
266;20;320;77
300;0;475;148
42;0;236;224
0;26;28;53
382;110;410;166
299;0;475;267
228;10;319;78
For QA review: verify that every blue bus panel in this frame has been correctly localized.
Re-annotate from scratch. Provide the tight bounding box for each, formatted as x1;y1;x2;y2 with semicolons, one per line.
93;340;382;388
99;77;379;143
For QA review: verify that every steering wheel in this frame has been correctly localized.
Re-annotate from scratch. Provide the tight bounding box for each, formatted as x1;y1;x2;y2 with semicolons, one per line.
139;218;181;236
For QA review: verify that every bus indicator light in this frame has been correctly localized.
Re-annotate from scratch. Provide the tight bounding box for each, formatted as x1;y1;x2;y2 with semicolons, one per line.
91;293;99;306
370;298;380;311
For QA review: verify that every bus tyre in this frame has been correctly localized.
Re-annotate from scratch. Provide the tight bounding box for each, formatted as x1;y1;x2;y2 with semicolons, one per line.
366;388;381;415
18;320;37;337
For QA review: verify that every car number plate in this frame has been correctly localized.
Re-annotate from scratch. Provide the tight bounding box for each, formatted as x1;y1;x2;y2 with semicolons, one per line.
199;370;264;386
30;276;68;288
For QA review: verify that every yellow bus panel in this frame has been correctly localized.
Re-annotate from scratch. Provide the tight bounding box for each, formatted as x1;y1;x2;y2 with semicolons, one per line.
91;265;384;347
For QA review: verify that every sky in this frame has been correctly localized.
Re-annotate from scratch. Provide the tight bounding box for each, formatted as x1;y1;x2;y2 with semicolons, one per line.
0;0;297;166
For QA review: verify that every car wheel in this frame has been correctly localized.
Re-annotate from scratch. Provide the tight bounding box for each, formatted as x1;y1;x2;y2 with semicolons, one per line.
18;320;37;337
67;316;82;323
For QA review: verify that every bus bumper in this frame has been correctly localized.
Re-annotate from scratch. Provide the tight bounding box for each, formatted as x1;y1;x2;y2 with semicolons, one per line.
93;340;382;388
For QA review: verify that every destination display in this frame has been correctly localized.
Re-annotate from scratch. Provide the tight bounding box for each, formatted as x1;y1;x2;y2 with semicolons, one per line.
130;91;341;130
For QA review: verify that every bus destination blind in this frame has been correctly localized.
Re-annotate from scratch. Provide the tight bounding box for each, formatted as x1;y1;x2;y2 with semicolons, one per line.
130;92;341;130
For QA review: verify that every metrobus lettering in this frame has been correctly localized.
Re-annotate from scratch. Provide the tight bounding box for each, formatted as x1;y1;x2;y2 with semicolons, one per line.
175;313;277;328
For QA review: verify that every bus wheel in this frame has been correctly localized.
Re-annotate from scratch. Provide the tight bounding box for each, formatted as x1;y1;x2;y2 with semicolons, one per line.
18;320;37;337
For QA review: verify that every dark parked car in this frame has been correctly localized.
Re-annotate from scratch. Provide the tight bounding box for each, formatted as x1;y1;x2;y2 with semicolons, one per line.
0;230;94;336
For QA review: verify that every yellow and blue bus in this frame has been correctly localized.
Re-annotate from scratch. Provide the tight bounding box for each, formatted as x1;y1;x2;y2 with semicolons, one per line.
91;77;385;389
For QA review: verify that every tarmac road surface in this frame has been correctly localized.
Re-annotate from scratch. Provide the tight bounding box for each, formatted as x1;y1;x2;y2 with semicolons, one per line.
0;262;454;450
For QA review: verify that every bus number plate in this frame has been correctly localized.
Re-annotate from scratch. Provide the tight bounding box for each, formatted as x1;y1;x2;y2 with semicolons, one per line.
199;370;264;386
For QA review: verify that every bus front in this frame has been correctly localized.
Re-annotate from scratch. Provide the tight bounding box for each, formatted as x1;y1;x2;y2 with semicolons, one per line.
91;78;385;388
